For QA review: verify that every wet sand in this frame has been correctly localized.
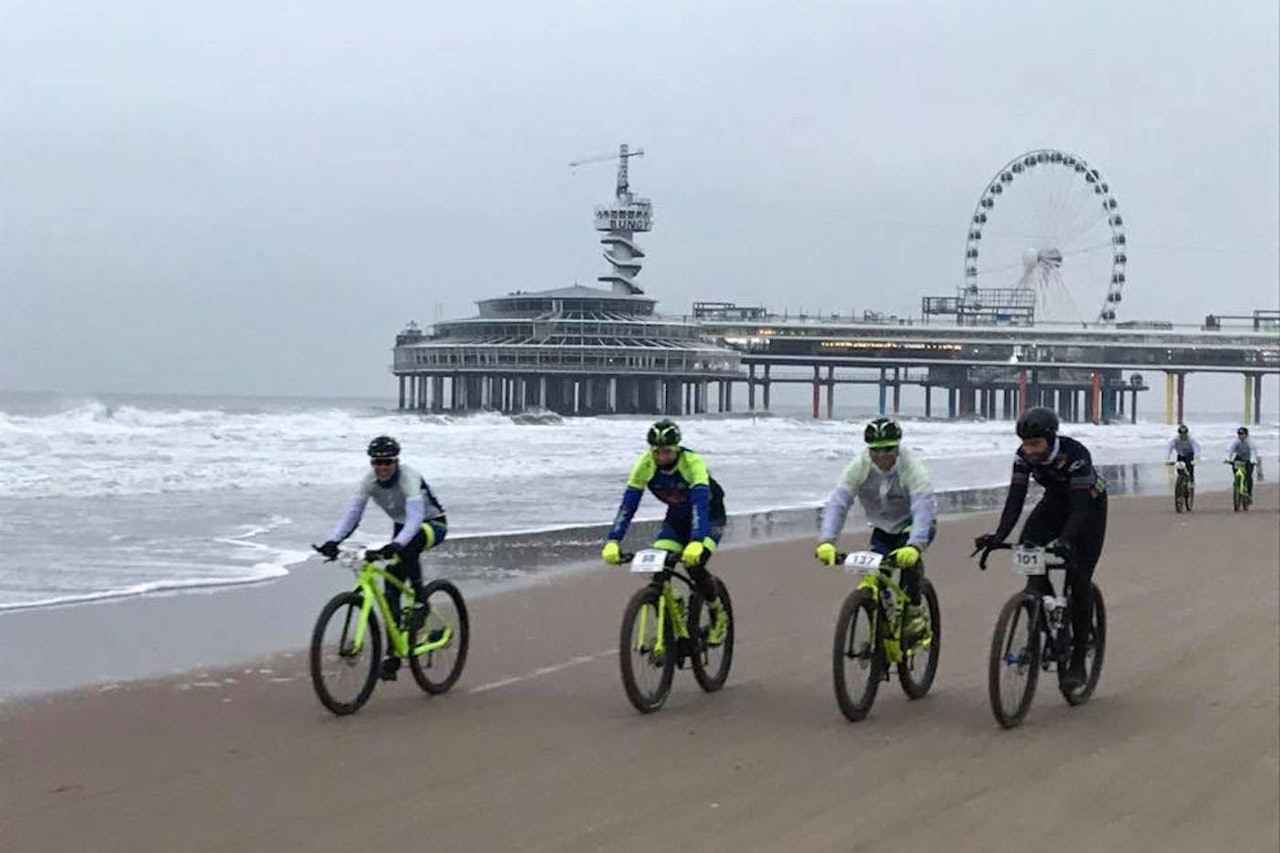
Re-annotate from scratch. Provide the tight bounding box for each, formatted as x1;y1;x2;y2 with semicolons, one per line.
2;488;1277;852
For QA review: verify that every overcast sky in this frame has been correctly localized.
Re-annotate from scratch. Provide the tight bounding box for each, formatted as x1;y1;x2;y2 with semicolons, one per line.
2;0;1277;399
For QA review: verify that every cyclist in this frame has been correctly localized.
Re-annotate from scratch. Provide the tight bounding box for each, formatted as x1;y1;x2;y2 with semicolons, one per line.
1225;426;1264;496
601;419;730;645
974;407;1108;692
815;417;937;648
316;435;448;680
1165;423;1201;485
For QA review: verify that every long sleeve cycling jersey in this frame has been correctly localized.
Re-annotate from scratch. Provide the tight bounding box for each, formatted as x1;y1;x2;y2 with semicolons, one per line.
993;435;1107;545
607;448;725;543
1166;436;1201;461
328;463;446;548
1227;438;1260;464
819;448;937;549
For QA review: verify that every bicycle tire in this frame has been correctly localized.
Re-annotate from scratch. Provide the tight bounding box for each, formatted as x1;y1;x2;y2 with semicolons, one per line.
898;578;941;700
618;585;676;713
1060;584;1106;705
689;578;734;693
988;592;1040;729
1233;486;1242;512
310;591;381;716
832;589;885;722
1174;478;1185;513
409;579;470;695
1185;481;1194;512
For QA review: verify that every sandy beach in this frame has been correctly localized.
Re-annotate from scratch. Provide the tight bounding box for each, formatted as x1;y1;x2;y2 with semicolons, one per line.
3;487;1277;853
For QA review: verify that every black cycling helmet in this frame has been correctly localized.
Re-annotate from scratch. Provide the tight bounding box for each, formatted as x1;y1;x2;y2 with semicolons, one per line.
864;417;903;448
367;435;401;459
1238;426;1249;437
646;419;681;448
1016;407;1059;441
1177;424;1189;435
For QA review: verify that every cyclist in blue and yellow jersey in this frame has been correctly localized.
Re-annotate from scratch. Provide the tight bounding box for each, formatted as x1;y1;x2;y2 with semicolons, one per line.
315;435;448;681
1225;426;1264;495
1165;423;1201;485
815;417;937;648
602;419;730;645
974;407;1108;692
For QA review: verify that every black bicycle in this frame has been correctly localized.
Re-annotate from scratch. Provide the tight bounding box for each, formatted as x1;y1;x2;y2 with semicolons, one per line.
1169;459;1194;513
974;542;1106;729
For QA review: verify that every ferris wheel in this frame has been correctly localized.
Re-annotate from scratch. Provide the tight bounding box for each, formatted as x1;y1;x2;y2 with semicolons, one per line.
963;149;1127;325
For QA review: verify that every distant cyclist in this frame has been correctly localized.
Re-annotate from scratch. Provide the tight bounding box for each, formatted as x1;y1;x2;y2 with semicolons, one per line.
315;435;448;680
1225;426;1264;496
601;419;730;646
974;407;1108;692
1165;424;1201;484
815;417;937;648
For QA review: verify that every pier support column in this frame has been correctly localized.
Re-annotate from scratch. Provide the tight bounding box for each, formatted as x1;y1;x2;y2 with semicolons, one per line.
398;376;406;410
1018;371;1028;416
811;366;821;419
762;364;771;411
1165;373;1175;425
924;385;932;418
1243;374;1254;425
747;365;757;411
826;365;835;419
1176;372;1186;426
892;368;901;415
1254;374;1264;425
725;380;733;413
948;387;957;419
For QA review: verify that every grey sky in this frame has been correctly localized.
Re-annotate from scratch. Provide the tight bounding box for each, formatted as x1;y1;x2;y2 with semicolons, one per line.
2;0;1277;399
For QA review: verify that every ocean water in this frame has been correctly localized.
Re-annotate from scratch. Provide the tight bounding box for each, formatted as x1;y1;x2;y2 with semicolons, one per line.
1;390;1275;611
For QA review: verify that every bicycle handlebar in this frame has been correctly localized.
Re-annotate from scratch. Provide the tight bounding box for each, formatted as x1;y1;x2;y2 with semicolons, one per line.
970;541;1070;571
618;551;681;567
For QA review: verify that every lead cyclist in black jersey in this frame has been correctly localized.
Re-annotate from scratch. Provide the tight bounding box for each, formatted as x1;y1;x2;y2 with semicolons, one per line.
974;407;1108;692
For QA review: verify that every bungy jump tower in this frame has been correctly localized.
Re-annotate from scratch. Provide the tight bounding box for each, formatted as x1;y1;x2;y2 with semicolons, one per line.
391;145;741;415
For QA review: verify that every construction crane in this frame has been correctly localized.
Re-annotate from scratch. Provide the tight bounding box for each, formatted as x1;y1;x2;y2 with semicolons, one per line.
568;143;644;199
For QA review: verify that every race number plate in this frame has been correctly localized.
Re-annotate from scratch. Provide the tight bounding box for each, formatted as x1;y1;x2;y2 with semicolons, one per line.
1011;546;1047;576
630;549;668;573
842;551;884;574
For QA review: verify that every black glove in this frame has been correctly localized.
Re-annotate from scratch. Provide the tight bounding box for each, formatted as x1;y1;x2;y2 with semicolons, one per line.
374;542;404;562
1053;540;1074;562
973;533;1000;552
315;540;340;561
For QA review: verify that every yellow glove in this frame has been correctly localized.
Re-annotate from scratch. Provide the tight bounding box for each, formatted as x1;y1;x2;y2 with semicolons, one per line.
601;540;622;565
681;540;705;567
889;545;920;568
815;542;837;566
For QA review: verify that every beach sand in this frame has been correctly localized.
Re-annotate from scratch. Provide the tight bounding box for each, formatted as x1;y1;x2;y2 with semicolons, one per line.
2;488;1277;852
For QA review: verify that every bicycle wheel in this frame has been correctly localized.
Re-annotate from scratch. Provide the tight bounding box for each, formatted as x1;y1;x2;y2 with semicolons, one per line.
408;579;470;695
690;578;734;693
1174;479;1185;513
1060;585;1106;705
988;593;1041;729
1185;480;1195;512
898;578;941;700
1233;482;1242;512
310;591;381;716
832;589;885;722
619;585;676;713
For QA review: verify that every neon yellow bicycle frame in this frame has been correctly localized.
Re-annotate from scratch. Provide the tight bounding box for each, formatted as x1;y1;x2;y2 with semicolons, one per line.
854;567;924;665
346;558;453;660
634;577;691;657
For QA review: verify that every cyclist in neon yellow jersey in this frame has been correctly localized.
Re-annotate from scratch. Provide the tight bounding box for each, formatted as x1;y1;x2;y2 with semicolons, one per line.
816;417;937;648
601;419;730;645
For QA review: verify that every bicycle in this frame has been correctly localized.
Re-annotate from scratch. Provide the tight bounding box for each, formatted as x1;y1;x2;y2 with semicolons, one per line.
974;542;1106;729
830;550;941;722
1168;459;1194;513
616;549;734;714
309;546;469;716
1227;459;1252;512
